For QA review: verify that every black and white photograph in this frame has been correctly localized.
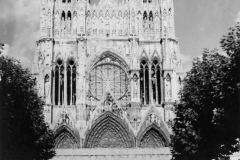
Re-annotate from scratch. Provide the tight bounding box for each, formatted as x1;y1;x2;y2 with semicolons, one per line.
0;0;240;160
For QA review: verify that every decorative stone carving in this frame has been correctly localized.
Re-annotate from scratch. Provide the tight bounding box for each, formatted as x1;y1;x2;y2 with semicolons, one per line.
55;110;74;129
34;0;183;153
84;112;135;148
54;125;79;149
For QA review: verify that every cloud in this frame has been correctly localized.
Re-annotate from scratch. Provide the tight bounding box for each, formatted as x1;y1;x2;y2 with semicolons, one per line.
0;0;40;70
236;11;240;23
181;54;193;73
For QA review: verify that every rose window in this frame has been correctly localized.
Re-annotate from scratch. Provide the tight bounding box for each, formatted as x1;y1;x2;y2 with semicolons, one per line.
89;64;129;101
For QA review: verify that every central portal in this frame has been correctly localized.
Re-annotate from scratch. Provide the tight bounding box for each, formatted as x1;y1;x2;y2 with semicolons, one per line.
84;112;135;148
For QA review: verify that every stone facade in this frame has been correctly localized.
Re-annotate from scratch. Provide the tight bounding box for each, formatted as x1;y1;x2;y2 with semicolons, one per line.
32;0;183;159
52;148;172;160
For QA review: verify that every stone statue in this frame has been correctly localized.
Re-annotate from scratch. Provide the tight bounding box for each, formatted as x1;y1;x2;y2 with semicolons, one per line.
61;17;65;35
45;74;51;103
67;17;71;31
133;74;138;99
166;75;171;99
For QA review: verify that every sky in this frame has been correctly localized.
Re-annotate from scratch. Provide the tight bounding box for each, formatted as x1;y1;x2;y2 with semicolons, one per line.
0;0;240;72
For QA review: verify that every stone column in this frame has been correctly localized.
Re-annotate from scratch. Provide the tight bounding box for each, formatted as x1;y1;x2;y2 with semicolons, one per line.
64;60;67;106
52;70;55;105
76;38;86;122
70;66;73;105
58;68;60;105
143;67;146;105
161;70;164;104
76;39;86;105
76;40;81;105
148;63;153;104
155;67;158;104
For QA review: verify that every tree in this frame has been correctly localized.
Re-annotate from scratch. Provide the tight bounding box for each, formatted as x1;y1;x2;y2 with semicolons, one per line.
171;25;240;160
0;56;55;160
221;25;240;141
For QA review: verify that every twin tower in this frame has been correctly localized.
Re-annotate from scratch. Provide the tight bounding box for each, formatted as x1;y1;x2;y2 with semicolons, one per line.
33;0;183;159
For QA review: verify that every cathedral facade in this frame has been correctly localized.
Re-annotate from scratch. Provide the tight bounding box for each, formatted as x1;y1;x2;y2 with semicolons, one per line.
32;0;183;159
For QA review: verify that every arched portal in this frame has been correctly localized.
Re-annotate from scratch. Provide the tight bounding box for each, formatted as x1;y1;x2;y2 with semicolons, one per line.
54;125;79;149
137;124;170;148
84;112;135;148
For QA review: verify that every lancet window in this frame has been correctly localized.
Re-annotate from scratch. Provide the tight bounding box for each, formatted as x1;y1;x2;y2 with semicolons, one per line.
61;11;65;20
55;59;64;105
151;59;161;104
140;59;162;105
67;59;76;105
61;11;66;37
143;11;148;32
67;11;72;35
149;11;153;30
140;60;149;104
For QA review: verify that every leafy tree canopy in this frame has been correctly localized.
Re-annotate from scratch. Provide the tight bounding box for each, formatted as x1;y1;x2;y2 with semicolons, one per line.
0;56;55;160
171;25;240;160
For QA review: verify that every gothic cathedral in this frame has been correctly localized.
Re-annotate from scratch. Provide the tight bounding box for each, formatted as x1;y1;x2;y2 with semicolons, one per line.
32;0;183;159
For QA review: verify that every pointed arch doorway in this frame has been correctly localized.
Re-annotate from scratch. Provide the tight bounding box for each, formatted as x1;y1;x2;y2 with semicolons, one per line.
84;111;135;148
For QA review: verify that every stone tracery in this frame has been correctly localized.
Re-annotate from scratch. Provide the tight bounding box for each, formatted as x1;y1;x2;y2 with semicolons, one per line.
34;0;183;153
140;58;162;105
139;124;169;148
54;125;79;149
84;111;134;148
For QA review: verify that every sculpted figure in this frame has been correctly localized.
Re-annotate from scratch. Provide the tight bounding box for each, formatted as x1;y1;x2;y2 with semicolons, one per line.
45;74;51;103
133;74;138;98
61;17;66;35
166;75;171;99
67;17;71;31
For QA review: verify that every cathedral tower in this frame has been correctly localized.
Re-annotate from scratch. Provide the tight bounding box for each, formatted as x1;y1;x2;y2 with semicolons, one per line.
33;0;183;159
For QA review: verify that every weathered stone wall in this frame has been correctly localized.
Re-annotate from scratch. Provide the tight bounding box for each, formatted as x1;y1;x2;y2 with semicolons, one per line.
33;0;184;153
52;148;172;160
